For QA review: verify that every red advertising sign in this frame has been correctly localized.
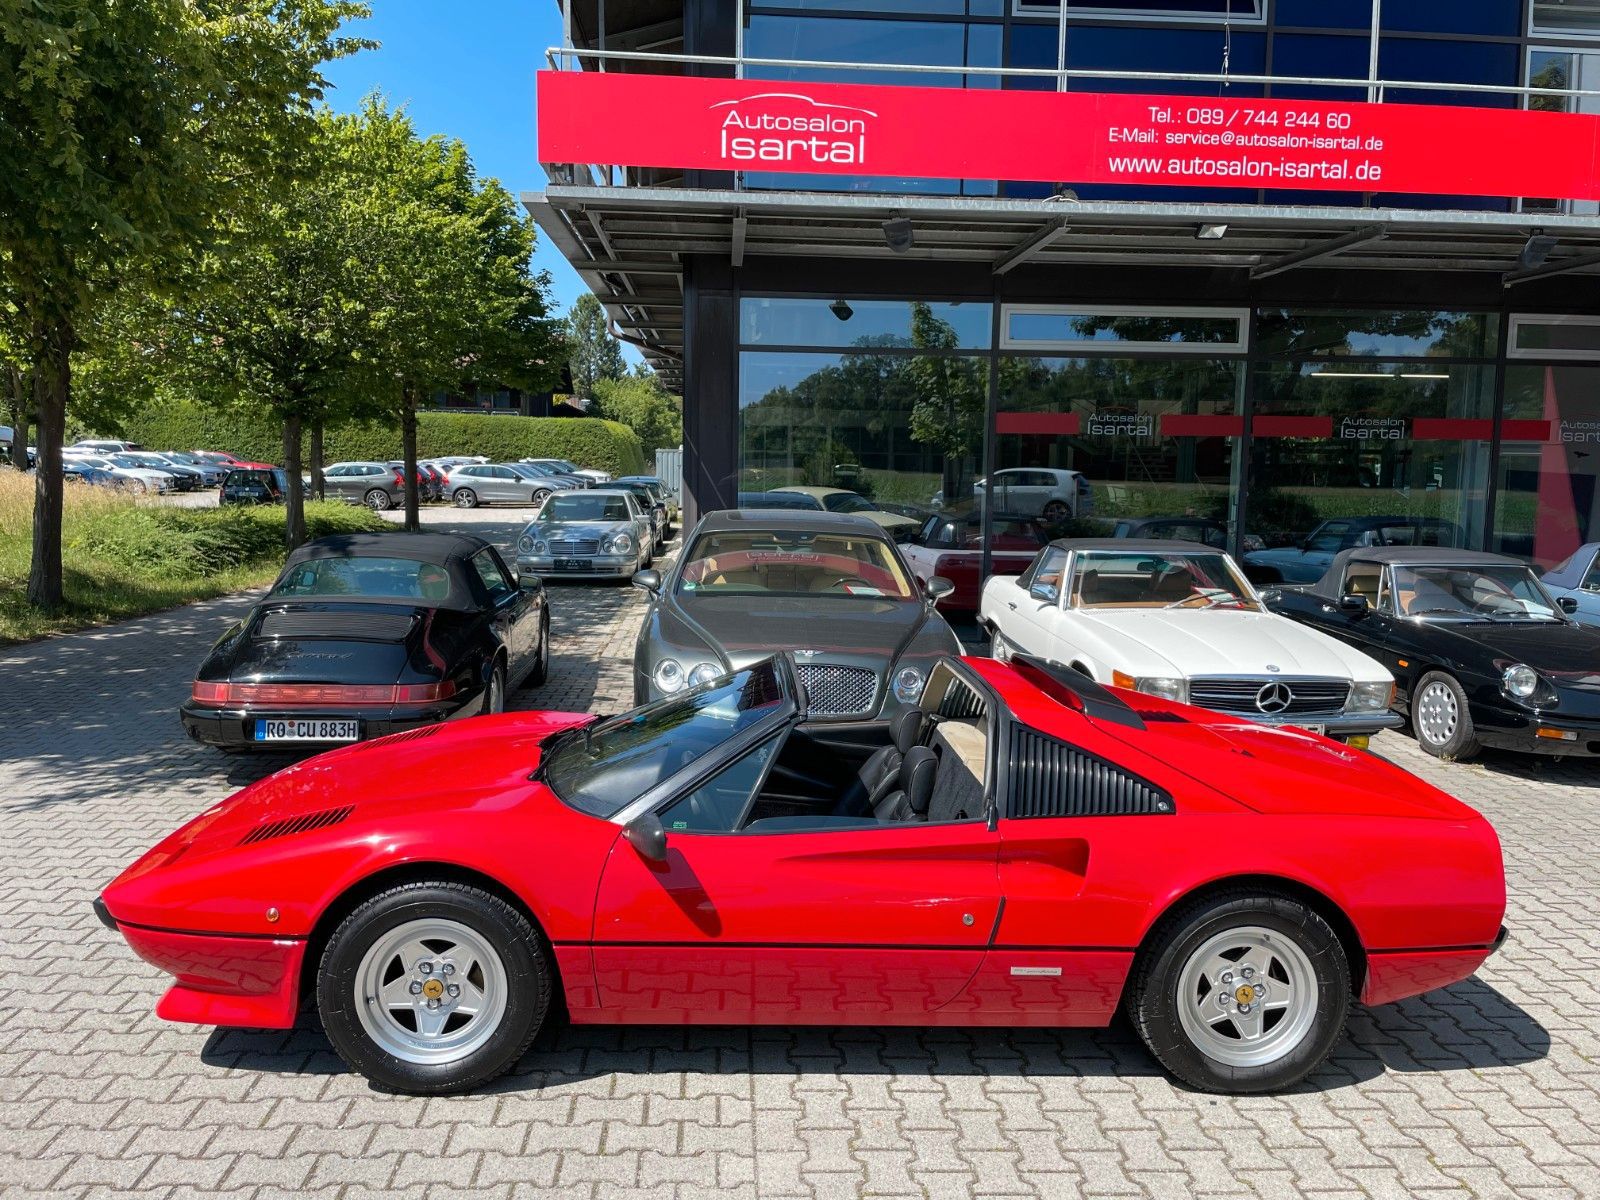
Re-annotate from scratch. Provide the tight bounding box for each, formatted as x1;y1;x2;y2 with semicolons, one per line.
538;71;1600;202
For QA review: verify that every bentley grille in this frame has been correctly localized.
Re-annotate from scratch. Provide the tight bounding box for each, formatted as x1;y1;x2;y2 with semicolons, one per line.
1190;677;1351;718
797;664;878;717
546;537;601;555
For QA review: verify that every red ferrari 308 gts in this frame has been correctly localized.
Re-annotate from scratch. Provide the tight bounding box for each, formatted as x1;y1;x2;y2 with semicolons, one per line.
97;654;1506;1095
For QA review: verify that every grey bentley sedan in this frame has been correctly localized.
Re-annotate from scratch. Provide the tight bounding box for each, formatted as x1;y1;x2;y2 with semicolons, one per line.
516;489;654;581
630;510;959;729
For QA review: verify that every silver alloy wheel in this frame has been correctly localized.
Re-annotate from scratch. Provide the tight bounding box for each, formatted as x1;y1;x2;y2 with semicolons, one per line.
1174;925;1319;1069
354;917;509;1066
1415;679;1459;746
989;629;1008;661
486;667;505;714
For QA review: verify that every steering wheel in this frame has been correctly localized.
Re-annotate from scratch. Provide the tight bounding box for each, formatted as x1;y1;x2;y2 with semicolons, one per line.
823;575;875;591
1165;590;1233;610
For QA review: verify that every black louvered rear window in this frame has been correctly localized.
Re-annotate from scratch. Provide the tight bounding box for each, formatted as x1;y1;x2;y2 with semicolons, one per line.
257;611;415;640
238;805;355;846
1009;727;1172;818
936;676;986;720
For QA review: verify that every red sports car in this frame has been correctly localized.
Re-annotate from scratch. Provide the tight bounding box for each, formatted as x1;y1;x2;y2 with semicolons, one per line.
96;654;1506;1095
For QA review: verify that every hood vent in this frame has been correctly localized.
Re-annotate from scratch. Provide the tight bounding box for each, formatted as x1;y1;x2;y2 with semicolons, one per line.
238;805;355;846
1009;728;1172;819
257;610;416;640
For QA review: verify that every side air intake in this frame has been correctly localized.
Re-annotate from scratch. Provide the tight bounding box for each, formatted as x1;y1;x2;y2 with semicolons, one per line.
238;805;355;846
1010;728;1172;818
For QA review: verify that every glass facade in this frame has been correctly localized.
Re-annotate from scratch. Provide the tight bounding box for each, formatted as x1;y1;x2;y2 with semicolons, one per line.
738;298;1598;576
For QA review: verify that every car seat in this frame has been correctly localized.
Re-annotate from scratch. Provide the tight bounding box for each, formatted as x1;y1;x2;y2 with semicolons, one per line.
835;707;922;814
873;746;936;823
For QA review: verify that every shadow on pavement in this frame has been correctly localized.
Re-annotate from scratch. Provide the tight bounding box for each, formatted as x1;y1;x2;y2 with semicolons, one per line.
200;975;1549;1095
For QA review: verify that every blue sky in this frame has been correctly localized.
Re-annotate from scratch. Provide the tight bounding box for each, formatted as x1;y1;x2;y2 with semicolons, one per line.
321;1;588;320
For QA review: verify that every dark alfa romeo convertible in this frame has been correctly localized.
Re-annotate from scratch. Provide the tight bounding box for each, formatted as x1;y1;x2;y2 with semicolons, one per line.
181;532;549;750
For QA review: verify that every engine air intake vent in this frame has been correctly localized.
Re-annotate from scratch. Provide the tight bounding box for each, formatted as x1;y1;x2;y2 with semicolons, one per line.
257;611;416;641
238;805;355;846
1010;728;1172;818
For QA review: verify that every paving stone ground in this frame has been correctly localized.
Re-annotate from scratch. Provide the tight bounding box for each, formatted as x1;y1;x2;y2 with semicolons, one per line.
3;506;1598;1199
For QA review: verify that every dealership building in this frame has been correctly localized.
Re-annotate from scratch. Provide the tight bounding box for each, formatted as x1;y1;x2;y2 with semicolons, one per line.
531;1;1600;572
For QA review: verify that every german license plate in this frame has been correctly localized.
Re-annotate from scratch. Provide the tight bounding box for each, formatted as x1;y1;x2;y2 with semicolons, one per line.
1297;723;1326;735
254;718;360;742
554;558;593;572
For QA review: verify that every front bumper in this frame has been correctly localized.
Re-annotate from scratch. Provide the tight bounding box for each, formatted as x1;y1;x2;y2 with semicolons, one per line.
1469;703;1600;756
519;554;637;579
1229;710;1403;738
179;698;473;749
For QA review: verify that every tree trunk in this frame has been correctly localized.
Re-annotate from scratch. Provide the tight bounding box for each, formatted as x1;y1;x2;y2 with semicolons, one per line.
401;386;420;534
26;320;72;610
6;366;29;469
309;411;325;501
282;410;307;551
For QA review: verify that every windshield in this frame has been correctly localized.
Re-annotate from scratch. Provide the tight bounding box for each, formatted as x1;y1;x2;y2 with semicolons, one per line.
680;529;915;599
539;493;632;522
543;662;789;817
271;556;459;604
513;463;553;477
822;492;874;514
110;455;153;469
1393;563;1560;621
1071;551;1259;611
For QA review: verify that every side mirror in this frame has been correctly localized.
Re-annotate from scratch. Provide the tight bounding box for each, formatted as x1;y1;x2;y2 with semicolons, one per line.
631;569;662;597
925;576;955;606
1338;593;1371;615
1559;595;1580;614
623;811;668;862
518;571;541;591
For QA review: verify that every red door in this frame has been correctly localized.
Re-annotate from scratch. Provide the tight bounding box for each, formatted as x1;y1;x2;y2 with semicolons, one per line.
590;822;1002;1023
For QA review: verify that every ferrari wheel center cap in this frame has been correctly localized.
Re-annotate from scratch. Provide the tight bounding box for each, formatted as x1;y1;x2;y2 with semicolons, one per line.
1234;984;1256;1005
421;978;445;1000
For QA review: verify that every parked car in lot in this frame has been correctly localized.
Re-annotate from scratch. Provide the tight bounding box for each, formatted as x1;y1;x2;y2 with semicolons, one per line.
1243;516;1463;584
1264;547;1600;760
220;467;288;505
446;463;564;508
615;480;668;551
179;532;548;751
516;489;654;581
319;462;407;511
981;540;1399;745
385;461;442;503
631;510;959;718
938;468;1094;522
765;487;918;539
616;476;678;532
117;450;204;491
66;453;176;494
1539;543;1600;627
738;490;823;511
193;450;278;471
63;461;118;487
1110;515;1266;553
147;451;228;487
900;508;1054;613
69;438;145;454
518;458;593;490
97;651;1507;1096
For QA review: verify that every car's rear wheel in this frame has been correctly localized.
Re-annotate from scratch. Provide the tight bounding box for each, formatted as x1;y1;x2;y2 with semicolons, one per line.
1042;500;1069;523
484;661;506;714
1127;891;1350;1094
528;613;550;687
365;488;392;512
1411;671;1480;760
127;479;147;495
453;488;479;509
317;882;553;1094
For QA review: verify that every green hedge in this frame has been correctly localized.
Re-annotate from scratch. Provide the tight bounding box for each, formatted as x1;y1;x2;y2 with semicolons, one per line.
120;403;648;476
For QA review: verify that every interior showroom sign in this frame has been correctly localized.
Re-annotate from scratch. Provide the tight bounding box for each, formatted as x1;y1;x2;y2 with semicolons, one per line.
539;71;1600;202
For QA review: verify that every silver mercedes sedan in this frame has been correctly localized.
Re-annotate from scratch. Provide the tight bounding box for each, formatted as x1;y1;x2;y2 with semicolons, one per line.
516;489;655;582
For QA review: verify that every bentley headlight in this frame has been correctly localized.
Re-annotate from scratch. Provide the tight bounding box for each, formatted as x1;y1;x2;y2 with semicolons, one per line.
653;658;686;694
1502;663;1540;700
893;666;926;704
1347;680;1395;712
687;662;721;688
605;532;633;555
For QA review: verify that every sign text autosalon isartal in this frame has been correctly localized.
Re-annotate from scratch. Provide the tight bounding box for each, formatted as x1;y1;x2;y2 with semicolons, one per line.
718;104;868;165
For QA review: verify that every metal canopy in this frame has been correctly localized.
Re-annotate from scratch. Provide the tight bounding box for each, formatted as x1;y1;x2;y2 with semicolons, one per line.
525;184;1600;387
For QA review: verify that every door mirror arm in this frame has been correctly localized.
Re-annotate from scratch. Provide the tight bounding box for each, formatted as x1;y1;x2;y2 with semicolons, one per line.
623;812;669;862
1338;593;1371;616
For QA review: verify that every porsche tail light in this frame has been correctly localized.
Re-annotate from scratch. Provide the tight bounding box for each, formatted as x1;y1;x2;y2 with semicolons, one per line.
190;680;456;706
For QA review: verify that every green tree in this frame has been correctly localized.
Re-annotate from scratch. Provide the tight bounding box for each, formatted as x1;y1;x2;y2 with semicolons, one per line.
566;292;625;401
590;368;682;457
0;0;367;605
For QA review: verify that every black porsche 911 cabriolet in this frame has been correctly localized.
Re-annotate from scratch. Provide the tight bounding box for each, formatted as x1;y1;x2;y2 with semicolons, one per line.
181;532;549;750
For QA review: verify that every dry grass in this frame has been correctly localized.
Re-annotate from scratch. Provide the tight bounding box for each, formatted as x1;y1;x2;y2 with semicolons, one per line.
0;469;382;645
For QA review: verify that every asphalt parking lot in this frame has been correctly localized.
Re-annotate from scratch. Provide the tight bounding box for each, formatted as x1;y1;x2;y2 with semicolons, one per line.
4;507;1599;1199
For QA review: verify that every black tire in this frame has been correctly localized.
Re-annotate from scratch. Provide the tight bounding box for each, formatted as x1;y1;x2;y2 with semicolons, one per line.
532;488;550;506
453;488;479;509
484;661;507;714
365;488;392;512
1042;500;1069;523
1410;670;1481;761
988;628;1009;661
528;613;550;687
1127;891;1351;1094
316;882;554;1094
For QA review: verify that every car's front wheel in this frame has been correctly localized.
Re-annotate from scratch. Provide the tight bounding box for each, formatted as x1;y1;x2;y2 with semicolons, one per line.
453;488;479;509
1042;500;1069;523
987;627;1010;662
365;488;392;512
528;612;550;687
532;488;550;506
1127;891;1350;1094
1411;671;1480;760
317;882;553;1094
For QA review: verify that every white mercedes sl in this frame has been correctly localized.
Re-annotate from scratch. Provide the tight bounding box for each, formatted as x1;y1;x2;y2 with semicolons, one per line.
979;538;1401;744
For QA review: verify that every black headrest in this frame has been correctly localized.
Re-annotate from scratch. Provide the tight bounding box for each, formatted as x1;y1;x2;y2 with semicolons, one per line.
900;746;937;815
889;706;923;754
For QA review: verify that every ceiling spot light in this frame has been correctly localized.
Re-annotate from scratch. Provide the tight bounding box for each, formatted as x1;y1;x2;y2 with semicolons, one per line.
1197;223;1229;240
1047;187;1079;203
829;299;854;322
882;217;915;253
1520;234;1559;269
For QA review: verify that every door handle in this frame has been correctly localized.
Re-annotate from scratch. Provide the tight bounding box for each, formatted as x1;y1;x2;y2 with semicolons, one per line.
1007;601;1017;610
